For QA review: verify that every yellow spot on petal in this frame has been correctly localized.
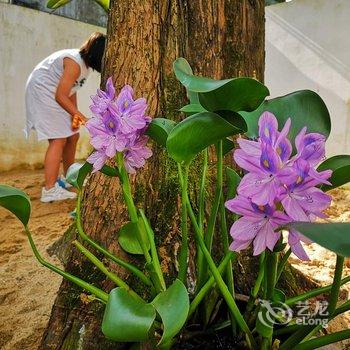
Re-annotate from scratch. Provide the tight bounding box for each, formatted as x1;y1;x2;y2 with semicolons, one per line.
277;146;282;155
263;159;269;168
296;175;303;184
258;205;265;211
264;127;269;137
108;121;115;129
124;100;129;108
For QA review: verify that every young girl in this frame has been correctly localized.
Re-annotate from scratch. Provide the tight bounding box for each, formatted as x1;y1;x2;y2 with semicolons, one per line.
24;32;106;202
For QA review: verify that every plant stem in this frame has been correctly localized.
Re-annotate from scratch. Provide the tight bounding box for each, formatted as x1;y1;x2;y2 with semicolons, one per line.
76;191;153;287
219;192;237;335
292;329;350;350
139;209;166;291
178;163;189;284
285;275;350;306
73;240;142;301
205;141;223;253
25;226;108;303
185;194;256;349
116;153;152;263
189;251;236;317
328;255;344;315
276;249;291;283
198;142;223;289
266;251;278;300
196;150;208;290
246;252;266;314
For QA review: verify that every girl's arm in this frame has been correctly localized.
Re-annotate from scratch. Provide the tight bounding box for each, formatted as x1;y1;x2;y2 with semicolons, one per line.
55;58;86;122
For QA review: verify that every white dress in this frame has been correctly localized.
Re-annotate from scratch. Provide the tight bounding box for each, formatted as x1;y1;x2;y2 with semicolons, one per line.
24;49;91;141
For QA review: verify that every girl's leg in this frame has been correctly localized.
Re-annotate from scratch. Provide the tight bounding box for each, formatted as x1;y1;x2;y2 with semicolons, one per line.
62;133;80;175
44;138;67;189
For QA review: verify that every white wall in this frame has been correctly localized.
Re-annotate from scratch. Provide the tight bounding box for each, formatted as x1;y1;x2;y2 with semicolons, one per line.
266;0;350;156
0;3;105;171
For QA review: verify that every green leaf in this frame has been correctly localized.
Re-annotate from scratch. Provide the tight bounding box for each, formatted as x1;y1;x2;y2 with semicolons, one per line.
166;111;244;163
118;220;150;255
317;155;350;191
290;222;350;257
46;0;72;9
151;279;189;345
180;104;207;115
173;58;269;112
100;164;120;177
102;288;156;342
0;185;31;226
225;167;241;198
146;118;177;147
240;90;331;144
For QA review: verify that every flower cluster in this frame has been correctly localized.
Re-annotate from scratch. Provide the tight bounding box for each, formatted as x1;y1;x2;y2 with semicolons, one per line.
225;112;332;260
86;77;152;174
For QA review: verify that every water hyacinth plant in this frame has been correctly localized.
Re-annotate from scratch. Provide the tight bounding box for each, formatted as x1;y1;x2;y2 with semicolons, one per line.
1;58;350;349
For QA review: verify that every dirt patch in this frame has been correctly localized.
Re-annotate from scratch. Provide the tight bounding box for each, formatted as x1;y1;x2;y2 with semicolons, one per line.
0;169;75;350
0;169;349;349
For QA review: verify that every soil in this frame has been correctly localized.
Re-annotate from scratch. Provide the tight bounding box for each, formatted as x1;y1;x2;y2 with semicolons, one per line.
0;169;349;350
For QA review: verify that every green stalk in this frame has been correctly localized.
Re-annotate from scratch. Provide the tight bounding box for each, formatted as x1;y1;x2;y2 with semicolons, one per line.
285;275;350;306
185;195;256;349
189;251;236;317
116;153;151;263
73;240;142;301
276;249;291;282
246;252;266;314
76;191;152;287
205;141;223;252
328;255;344;315
139;209;166;291
198;142;223;289
292;329;350;350
196;150;208;288
25;226;108;303
178;163;189;283
262;251;278;348
219;193;237;335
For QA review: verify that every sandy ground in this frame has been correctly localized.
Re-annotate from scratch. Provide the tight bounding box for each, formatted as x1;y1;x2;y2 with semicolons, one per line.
0;169;349;349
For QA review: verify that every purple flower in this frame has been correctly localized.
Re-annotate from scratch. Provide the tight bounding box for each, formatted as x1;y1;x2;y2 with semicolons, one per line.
86;78;152;173
226;111;332;260
124;136;153;174
225;196;290;255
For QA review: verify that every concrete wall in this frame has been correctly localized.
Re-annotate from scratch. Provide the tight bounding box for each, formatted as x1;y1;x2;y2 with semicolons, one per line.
0;3;105;171
266;0;350;156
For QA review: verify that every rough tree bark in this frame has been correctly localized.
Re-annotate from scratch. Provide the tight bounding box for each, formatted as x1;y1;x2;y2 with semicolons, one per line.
39;1;305;349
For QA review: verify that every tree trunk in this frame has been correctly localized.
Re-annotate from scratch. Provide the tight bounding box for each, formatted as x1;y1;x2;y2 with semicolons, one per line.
39;1;271;349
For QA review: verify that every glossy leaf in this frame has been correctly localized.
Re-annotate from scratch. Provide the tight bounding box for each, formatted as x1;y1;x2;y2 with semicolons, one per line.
318;155;350;191
146;118;177;147
290;222;350;257
118;219;150;255
151;279;189;345
180;104;207;115
0;185;31;226
240;90;331;143
225;167;241;199
173;58;269;112
166;111;245;163
102;288;156;342
94;0;110;12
